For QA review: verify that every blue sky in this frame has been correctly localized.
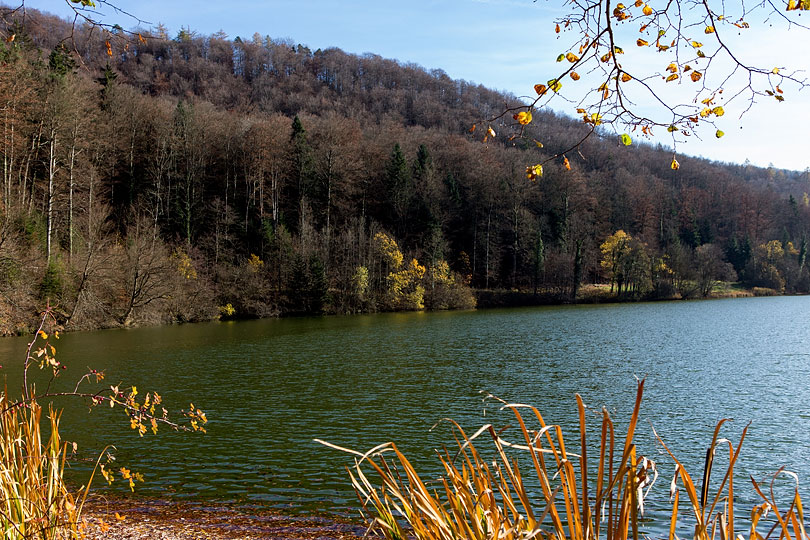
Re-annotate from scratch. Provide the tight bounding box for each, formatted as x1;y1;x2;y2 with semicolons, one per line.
31;0;810;171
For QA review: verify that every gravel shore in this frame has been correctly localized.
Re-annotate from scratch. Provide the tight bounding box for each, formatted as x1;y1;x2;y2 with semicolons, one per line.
81;498;365;540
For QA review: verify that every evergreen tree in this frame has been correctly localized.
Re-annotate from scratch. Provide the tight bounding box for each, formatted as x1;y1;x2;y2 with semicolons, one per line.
410;144;436;244
384;143;411;238
288;254;310;312
290;116;314;235
47;44;75;79
572;239;583;302
308;255;329;314
532;230;545;295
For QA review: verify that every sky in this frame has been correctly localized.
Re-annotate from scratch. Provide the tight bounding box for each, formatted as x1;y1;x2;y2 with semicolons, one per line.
27;0;810;172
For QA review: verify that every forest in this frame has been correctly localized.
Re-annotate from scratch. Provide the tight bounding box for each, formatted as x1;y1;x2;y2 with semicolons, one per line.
0;6;809;334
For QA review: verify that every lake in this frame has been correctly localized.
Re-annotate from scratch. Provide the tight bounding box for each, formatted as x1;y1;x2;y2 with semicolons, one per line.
2;296;809;532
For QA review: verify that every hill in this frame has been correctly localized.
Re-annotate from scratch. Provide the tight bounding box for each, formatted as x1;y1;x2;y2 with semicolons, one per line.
0;6;808;333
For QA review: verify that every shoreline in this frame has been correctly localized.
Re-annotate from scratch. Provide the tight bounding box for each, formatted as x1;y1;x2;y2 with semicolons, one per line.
0;282;786;337
81;497;365;540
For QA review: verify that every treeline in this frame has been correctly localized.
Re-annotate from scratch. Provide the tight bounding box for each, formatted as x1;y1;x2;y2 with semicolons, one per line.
0;7;809;334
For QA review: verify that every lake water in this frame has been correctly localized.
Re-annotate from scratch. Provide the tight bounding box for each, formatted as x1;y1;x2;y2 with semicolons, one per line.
2;296;809;533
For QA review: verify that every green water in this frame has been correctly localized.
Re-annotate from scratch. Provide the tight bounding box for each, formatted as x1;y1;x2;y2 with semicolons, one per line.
2;296;809;529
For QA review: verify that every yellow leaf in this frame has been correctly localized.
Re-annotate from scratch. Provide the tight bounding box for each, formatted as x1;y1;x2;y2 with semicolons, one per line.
115;513;126;522
487;126;496;137
600;52;612;62
666;63;678;73
534;139;544;147
643;4;653;15
715;129;725;138
526;164;543;181
671;158;680;170
667;125;678;132
576;108;585;114
637;38;649;46
620;133;632;146
548;79;562;92
38;330;48;340
514;111;533;125
705;25;715;33
697;49;706;58
665;73;679;82
634;0;642;6
712;106;725;116
566;52;579;63
691;41;703;48
563;156;571;170
690;71;702;82
772;67;780;74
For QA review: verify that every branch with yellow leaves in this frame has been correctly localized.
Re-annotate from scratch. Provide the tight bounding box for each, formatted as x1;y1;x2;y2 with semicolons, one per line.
482;0;809;177
6;305;208;438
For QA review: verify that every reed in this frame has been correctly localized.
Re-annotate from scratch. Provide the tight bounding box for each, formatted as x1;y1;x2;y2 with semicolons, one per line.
320;379;808;540
0;397;87;540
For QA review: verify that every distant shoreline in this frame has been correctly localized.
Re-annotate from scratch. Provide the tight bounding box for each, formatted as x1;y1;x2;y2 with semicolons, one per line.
472;282;780;309
0;282;788;337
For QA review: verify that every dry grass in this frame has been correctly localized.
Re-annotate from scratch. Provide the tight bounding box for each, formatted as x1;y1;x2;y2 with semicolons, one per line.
320;380;808;540
0;396;90;539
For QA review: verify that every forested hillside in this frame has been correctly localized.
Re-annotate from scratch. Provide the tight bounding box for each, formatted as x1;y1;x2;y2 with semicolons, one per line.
0;6;808;333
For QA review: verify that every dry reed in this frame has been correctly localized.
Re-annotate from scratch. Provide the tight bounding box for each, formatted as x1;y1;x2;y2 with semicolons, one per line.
319;379;808;540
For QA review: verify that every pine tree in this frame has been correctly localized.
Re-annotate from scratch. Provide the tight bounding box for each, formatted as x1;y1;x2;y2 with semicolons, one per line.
290;116;314;235
384;143;411;238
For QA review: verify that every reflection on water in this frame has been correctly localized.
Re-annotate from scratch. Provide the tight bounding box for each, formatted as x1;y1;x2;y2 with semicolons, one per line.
1;296;808;532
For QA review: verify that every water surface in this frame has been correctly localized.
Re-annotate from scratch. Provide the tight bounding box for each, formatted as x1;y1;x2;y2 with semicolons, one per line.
2;296;808;530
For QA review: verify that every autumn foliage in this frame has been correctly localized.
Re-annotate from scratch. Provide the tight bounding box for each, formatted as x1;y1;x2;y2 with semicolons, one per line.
0;8;808;333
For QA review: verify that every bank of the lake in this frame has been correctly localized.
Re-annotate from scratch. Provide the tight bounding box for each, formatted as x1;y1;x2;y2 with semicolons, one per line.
473;281;770;308
0;280;784;337
81;498;363;540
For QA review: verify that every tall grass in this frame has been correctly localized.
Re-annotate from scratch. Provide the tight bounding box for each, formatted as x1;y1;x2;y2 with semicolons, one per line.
0;396;86;540
0;307;206;538
320;380;808;540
